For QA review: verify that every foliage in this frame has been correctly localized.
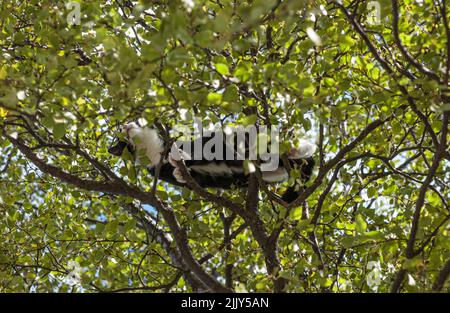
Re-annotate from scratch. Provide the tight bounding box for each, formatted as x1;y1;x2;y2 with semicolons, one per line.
0;0;449;292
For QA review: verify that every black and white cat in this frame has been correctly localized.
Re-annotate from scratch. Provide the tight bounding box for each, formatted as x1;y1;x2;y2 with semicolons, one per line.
108;122;316;203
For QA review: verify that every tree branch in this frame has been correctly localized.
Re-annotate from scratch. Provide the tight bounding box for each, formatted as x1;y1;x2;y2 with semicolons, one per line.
406;112;449;258
432;259;450;291
5;132;231;292
391;0;441;82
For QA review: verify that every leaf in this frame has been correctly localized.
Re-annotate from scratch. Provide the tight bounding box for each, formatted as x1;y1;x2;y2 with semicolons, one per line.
223;85;239;102
128;164;137;181
215;63;230;75
3;90;18;107
242;114;257;126
53;122;67;140
106;220;120;234
42;115;55;129
207;92;222;104
290;207;303;220
342;236;358;248
367;186;377;198
0;107;8;118
360;231;384;243
0;66;7;80
234;61;252;82
355;215;367;234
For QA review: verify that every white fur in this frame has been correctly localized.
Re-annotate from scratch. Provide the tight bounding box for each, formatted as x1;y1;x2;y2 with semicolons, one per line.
124;123;164;165
289;139;317;159
168;149;191;184
173;167;187;183
190;163;234;176
229;166;244;174
261;167;289;183
122;122;313;185
169;148;191;163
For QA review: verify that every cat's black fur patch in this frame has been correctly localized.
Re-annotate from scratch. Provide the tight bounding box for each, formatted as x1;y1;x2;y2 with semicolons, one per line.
108;132;315;204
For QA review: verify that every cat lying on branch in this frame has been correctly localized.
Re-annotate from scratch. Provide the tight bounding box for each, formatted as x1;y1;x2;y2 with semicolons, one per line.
108;122;316;203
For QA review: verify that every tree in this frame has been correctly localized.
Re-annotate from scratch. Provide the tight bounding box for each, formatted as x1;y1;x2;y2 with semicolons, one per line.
0;0;449;293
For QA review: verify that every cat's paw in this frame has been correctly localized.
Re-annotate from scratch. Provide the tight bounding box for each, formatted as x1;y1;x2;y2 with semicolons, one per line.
168;148;190;167
168;151;180;167
173;167;187;183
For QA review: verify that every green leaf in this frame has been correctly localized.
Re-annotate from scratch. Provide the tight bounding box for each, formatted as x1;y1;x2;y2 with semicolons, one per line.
42;115;55;129
241;114;257;126
215;63;230;75
53;122;67;140
207;92;222;104
342;236;357;248
0;66;7;80
355;215;367;234
223;85;239;102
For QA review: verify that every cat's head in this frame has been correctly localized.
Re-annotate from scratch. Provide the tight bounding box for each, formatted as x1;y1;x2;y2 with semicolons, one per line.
286;139;316;159
107;122;141;156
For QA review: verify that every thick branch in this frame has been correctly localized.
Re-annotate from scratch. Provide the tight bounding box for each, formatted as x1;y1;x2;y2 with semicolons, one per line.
390;268;407;293
124;204;204;291
406;112;449;258
432;259;450;291
6;133;231;293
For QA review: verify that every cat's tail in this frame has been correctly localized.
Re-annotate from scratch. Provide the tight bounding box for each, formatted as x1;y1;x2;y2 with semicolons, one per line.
281;157;315;204
281;186;302;203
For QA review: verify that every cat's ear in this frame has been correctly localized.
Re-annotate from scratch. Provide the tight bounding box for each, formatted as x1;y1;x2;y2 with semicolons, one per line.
135;118;149;127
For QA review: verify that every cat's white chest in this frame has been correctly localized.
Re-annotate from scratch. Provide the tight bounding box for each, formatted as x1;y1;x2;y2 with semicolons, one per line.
129;128;164;165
